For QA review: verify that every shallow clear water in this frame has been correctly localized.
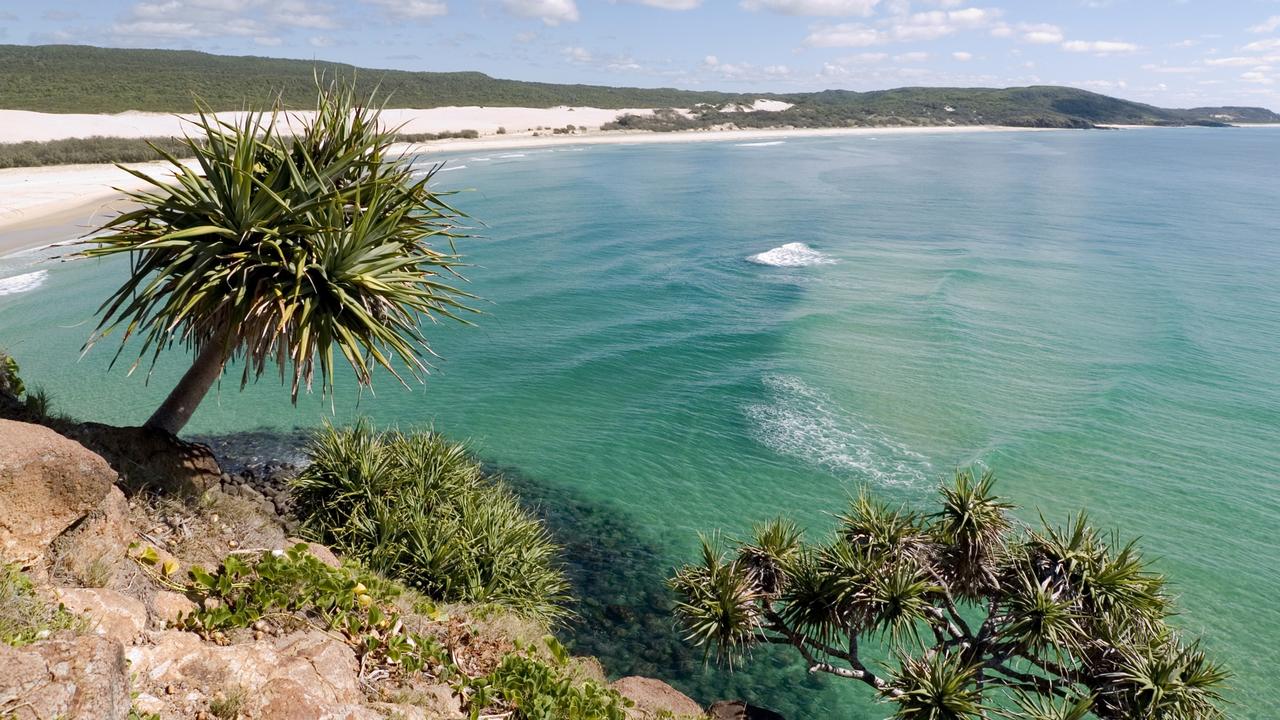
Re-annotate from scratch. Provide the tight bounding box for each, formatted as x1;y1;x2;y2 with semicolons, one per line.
2;128;1279;717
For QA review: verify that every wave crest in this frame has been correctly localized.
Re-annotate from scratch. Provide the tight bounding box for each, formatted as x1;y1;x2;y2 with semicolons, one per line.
747;242;835;267
0;270;48;297
745;374;931;486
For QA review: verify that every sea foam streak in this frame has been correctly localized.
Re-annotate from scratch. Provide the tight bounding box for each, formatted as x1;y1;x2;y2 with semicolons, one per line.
0;270;48;297
736;140;786;147
745;374;931;486
747;242;835;267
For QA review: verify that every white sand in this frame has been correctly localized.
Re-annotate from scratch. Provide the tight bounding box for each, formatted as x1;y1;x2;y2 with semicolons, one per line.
0;106;669;144
0;103;1053;252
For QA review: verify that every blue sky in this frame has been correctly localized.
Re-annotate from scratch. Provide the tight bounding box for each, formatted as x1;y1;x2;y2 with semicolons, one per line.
3;0;1279;108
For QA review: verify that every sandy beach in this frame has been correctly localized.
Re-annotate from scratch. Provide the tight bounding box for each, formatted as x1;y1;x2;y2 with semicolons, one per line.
0;105;1050;255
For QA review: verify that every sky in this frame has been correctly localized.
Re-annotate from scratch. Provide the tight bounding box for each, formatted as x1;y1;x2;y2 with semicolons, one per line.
3;0;1280;108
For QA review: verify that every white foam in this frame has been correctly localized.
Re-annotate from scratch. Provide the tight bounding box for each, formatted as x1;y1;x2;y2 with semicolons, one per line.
745;374;931;486
0;270;48;297
747;242;835;268
470;157;492;161
438;165;467;172
736;140;786;147
498;153;526;159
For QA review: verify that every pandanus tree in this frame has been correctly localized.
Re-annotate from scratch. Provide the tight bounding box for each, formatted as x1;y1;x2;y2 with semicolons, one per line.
82;81;473;435
669;471;1229;719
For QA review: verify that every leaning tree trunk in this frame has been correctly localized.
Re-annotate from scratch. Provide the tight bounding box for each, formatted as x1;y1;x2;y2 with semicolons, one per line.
144;336;231;436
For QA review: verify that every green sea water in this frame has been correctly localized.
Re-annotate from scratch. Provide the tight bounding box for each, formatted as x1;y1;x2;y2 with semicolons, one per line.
2;128;1278;717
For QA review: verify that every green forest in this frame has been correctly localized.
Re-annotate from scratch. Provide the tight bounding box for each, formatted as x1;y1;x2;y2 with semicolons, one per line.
2;44;1277;129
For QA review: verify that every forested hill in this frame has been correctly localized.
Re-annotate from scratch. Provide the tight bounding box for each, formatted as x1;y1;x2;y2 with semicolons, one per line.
2;44;1276;129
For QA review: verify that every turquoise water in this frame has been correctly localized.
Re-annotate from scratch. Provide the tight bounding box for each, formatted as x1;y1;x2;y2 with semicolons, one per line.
2;128;1279;717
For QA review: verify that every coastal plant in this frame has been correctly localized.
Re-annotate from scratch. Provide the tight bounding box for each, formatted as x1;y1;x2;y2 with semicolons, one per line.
291;422;570;623
146;542;451;680
81;78;476;435
463;637;631;720
668;470;1230;720
0;562;85;647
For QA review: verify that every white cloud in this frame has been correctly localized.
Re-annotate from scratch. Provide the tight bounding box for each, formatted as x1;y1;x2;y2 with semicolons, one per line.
503;0;579;25
623;0;700;8
1061;40;1139;55
562;46;593;62
952;50;972;61
1248;15;1280;34
1242;38;1280;53
804;23;885;47
254;35;282;45
741;0;880;17
804;5;998;47
111;20;206;37
361;0;446;20
1206;55;1280;67
1140;63;1202;74
1241;70;1275;85
1018;23;1063;45
894;51;929;62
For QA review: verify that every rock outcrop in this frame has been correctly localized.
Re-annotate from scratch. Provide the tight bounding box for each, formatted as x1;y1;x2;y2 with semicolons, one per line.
63;422;223;497
0;635;131;720
0;419;119;568
611;676;704;719
127;630;367;719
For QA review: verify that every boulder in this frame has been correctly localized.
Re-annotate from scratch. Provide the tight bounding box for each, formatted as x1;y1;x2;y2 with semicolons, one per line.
151;590;199;626
63;422;222;497
0;419;117;568
0;634;131;720
50;485;132;585
284;538;342;568
709;700;787;720
54;588;148;645
610;676;703;719
126;630;365;718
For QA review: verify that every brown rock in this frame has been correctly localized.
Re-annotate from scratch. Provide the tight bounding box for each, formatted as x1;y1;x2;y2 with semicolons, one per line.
285;538;342;568
55;587;148;645
63;422;222;497
0;634;130;720
126;630;364;718
151;590;199;626
50;485;132;585
708;700;787;720
0;420;117;567
610;676;702;719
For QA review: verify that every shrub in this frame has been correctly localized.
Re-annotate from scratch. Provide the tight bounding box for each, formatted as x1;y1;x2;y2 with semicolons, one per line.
465;643;630;720
291;423;570;623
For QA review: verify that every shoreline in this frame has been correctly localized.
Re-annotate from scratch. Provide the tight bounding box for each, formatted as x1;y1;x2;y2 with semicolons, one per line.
0;124;1049;255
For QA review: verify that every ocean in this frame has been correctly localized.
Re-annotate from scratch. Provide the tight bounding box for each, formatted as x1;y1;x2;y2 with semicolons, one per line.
2;127;1278;717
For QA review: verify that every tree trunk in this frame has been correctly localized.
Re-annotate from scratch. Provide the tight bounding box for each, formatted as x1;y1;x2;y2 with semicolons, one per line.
144;337;230;436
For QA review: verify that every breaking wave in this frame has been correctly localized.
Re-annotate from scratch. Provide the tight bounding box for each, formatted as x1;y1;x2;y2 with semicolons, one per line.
0;270;48;297
745;374;931;486
746;242;835;267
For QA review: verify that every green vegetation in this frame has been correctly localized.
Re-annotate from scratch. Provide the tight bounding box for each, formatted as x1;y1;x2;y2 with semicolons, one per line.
0;130;482;169
292;423;570;623
139;541;450;677
3;45;1274;129
0;44;741;113
0;563;85;647
669;470;1229;720
466;651;630;720
81;80;475;435
0;135;194;169
135;542;623;719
